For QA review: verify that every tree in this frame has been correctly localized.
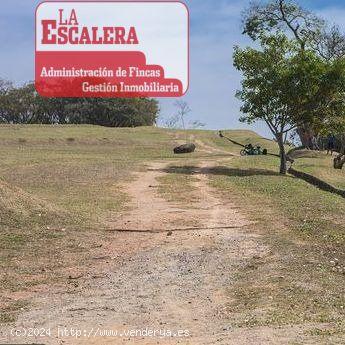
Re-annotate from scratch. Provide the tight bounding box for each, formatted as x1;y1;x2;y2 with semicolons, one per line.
243;0;323;50
312;26;345;62
164;101;205;130
0;78;13;123
243;0;345;59
319;109;345;170
233;34;345;174
242;0;345;148
0;81;159;127
174;100;191;131
189;120;206;129
0;79;12;94
163;113;180;129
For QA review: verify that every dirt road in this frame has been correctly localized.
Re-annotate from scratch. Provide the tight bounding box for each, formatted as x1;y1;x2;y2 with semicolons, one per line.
0;155;309;344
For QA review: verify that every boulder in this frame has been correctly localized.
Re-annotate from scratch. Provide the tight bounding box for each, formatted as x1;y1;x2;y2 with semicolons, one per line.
173;143;196;154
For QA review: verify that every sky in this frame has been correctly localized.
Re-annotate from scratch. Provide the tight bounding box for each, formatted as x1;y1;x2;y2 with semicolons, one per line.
1;0;345;138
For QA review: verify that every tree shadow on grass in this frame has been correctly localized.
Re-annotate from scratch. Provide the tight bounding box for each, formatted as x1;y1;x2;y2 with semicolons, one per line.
154;165;291;178
152;165;344;198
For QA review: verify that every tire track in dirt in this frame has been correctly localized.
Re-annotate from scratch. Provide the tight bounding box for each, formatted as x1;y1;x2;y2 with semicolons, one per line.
194;140;238;157
106;161;248;232
1;160;272;345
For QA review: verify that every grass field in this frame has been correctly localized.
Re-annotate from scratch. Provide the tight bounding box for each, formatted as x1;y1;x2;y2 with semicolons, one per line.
0;125;177;322
0;124;344;336
207;155;345;331
294;153;345;190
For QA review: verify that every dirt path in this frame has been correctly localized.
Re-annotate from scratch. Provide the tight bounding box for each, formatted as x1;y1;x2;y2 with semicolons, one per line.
195;140;237;156
1;160;292;345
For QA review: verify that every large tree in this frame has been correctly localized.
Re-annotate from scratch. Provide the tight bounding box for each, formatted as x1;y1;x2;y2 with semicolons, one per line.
0;79;13;123
242;0;345;148
234;34;345;174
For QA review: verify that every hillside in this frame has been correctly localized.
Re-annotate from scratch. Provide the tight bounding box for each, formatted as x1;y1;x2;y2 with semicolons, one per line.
0;125;344;344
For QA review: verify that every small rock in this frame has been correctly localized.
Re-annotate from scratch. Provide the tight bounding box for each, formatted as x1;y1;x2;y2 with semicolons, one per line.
167;231;173;236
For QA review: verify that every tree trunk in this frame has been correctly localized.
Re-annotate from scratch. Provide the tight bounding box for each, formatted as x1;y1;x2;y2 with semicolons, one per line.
296;125;314;149
334;138;345;169
276;133;287;175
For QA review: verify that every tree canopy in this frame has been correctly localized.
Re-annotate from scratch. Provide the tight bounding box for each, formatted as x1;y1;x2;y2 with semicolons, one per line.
242;0;345;60
0;81;159;127
234;34;345;173
237;0;345;171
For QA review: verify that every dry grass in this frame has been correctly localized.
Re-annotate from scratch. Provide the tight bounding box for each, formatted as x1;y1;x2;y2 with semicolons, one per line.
1;124;344;336
156;164;201;204
0;125;178;322
0;124;221;322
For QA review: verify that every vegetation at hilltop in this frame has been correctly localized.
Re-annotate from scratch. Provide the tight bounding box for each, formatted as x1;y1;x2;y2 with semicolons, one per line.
0;80;158;127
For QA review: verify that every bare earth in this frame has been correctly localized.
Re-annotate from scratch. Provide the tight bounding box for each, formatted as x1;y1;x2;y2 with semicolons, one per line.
0;150;322;344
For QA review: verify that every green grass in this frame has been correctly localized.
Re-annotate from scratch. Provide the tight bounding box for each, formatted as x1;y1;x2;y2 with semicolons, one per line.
209;156;344;244
150;141;344;336
205;129;278;154
207;155;345;331
293;151;345;190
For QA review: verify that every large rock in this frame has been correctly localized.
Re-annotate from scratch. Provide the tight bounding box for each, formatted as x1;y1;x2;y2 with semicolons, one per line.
173;143;196;154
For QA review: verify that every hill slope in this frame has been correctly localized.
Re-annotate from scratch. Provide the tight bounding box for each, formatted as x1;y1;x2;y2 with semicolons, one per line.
0;125;344;343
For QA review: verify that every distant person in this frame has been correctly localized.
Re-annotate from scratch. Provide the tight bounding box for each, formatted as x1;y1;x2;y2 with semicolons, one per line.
246;143;254;154
327;134;336;155
311;136;319;151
